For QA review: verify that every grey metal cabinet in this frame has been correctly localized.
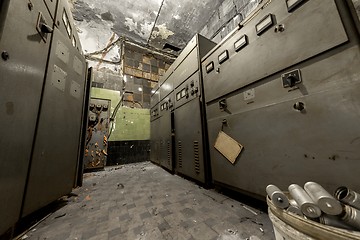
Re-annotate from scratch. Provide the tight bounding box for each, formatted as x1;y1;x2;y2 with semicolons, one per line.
171;35;215;185
158;93;174;171
174;71;204;182
150;87;161;165
202;0;360;198
0;0;54;234
22;26;86;217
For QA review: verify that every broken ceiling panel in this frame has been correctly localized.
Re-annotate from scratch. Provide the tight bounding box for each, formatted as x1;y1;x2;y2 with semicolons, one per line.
72;0;161;44
71;0;232;56
148;0;223;52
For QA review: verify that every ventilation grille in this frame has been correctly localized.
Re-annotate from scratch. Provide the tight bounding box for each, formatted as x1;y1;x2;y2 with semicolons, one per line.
167;141;171;166
194;141;200;174
178;141;182;168
159;141;163;164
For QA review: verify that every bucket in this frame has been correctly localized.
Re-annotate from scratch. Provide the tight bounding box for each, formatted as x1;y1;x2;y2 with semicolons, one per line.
267;197;360;240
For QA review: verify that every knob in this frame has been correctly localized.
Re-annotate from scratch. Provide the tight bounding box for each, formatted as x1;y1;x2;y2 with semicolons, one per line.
1;51;9;61
40;23;53;33
219;99;227;110
286;76;298;87
293;102;305;111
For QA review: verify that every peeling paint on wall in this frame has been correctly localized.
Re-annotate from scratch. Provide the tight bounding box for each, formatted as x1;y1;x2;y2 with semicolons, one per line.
151;24;174;40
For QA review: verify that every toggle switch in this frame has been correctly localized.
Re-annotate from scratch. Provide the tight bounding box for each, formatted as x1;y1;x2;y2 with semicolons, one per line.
219;99;227;111
282;69;302;88
286;75;297;88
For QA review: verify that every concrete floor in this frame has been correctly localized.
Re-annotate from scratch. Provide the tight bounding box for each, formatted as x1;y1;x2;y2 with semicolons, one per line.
23;162;275;240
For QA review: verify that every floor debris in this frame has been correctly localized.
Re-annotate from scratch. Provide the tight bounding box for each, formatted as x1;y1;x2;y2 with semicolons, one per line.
242;205;258;216
24;162;274;239
54;213;66;219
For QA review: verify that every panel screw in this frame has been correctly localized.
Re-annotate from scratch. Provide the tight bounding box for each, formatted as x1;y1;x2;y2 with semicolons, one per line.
1;51;9;61
28;2;33;10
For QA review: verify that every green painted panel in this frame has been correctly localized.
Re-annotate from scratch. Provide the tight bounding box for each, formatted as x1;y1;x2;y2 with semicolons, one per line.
90;87;150;141
111;107;150;141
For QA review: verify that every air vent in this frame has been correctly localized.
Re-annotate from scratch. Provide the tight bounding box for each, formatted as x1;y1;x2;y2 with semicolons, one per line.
178;141;182;168
167;141;171;166
194;141;200;174
163;43;181;52
155;142;159;162
159;141;163;164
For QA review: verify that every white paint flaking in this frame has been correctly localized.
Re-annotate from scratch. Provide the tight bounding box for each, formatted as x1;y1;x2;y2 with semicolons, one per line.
75;20;120;71
151;23;174;40
125;17;137;32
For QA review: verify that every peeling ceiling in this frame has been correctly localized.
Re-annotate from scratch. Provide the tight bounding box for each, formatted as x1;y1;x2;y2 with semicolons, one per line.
71;0;223;55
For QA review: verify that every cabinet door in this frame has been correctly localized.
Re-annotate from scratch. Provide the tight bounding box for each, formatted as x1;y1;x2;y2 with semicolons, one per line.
0;0;53;234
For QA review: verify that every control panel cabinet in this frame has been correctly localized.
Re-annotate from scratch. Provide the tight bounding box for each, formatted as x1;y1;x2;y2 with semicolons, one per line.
150;102;161;165
158;92;175;171
84;98;111;170
22;24;87;217
0;0;54;234
172;35;216;185
202;0;360;197
174;72;207;183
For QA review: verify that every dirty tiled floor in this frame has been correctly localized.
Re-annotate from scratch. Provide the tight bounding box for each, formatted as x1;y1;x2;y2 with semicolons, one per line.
25;162;275;240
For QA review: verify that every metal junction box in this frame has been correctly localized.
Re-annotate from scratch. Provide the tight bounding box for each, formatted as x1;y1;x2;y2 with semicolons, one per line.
202;0;360;198
84;98;111;170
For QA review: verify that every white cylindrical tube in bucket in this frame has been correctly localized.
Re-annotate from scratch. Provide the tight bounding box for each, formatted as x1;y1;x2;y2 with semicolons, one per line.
304;182;343;215
266;184;289;209
342;205;360;230
335;186;360;210
319;214;355;231
288;184;321;218
287;199;303;216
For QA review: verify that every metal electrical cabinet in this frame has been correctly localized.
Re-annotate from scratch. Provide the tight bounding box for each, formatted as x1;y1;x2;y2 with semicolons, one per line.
22;0;87;217
158;91;175;171
173;34;216;184
84;98;111;170
202;0;360;198
0;0;54;235
150;87;161;165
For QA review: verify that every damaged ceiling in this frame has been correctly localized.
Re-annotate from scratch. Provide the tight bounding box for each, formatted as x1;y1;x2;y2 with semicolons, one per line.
71;0;223;55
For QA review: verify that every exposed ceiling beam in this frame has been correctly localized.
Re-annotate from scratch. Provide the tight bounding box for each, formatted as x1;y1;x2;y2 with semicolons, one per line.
147;0;165;45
